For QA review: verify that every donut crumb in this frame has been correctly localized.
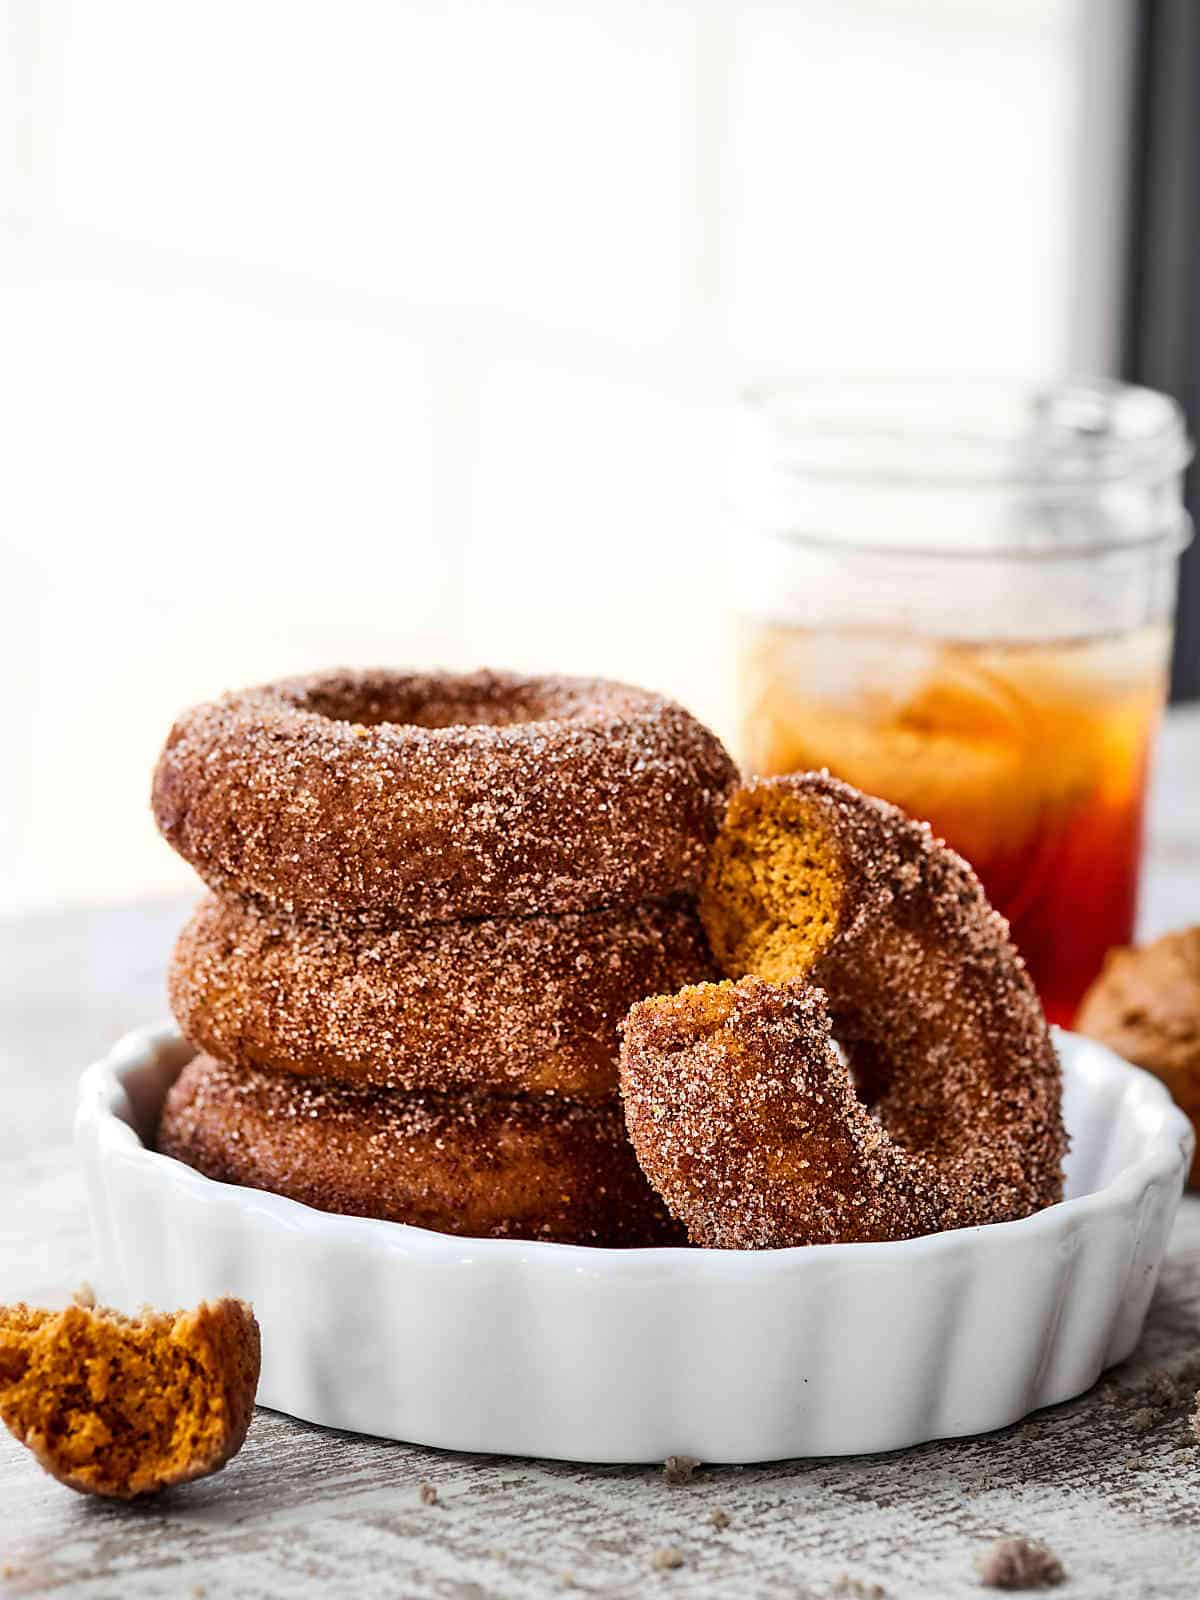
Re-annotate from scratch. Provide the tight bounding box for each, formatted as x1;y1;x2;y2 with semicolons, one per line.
663;1454;701;1485
652;1547;685;1571
1147;1370;1179;1408
419;1482;439;1506
709;1507;730;1530
976;1537;1065;1589
831;1576;885;1598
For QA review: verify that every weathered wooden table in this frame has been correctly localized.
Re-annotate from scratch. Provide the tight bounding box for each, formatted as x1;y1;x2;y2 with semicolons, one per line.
3;712;1200;1598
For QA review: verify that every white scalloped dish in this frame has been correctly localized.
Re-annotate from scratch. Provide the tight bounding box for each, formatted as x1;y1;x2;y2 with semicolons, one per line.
76;1024;1192;1464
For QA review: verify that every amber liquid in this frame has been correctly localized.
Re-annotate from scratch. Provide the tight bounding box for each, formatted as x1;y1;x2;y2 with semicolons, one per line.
739;621;1171;1025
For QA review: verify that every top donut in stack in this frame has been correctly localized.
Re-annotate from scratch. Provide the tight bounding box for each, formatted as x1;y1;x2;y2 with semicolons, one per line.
151;669;738;1246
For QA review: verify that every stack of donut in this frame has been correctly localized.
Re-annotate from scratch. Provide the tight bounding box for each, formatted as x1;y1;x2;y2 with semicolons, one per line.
152;668;738;1246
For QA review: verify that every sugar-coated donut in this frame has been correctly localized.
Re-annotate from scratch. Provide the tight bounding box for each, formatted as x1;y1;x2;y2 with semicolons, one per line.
159;1054;685;1247
619;773;1065;1247
170;893;716;1101
1077;926;1200;1186
151;669;738;925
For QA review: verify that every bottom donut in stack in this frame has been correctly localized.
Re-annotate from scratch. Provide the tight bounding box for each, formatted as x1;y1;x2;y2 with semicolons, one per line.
159;1056;684;1246
158;893;711;1246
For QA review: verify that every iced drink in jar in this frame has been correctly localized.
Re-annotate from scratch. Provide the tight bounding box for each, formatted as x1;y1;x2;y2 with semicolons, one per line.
734;382;1192;1024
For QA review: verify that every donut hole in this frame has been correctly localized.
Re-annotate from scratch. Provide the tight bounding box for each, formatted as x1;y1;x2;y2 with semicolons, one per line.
834;1030;892;1111
700;789;843;983
296;673;566;732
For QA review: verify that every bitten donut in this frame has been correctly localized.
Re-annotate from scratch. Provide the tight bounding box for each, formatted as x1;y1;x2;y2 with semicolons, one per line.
151;669;738;925
170;893;716;1101
619;773;1065;1247
159;1055;685;1248
0;1299;259;1499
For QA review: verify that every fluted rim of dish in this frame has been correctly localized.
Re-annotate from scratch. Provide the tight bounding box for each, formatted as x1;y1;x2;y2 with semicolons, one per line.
76;1022;1193;1278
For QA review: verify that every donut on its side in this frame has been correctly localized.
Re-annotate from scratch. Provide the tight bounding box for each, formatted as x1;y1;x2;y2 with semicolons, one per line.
621;978;936;1247
169;893;717;1101
620;773;1065;1248
151;668;738;925
158;1055;686;1248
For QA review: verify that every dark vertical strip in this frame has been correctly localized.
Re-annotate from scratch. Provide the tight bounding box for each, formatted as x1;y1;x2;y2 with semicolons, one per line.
1122;0;1200;700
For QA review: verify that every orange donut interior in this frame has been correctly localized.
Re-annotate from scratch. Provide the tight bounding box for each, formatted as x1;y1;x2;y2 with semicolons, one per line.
0;1300;259;1498
700;785;844;983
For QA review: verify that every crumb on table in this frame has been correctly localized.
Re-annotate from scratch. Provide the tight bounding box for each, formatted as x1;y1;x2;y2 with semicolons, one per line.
831;1576;885;1598
663;1455;700;1486
976;1537;1065;1590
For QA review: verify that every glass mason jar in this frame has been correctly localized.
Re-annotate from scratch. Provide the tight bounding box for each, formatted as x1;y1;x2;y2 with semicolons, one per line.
733;379;1193;1025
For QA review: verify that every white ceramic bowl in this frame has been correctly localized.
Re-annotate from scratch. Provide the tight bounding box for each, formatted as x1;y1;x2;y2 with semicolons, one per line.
77;1024;1192;1464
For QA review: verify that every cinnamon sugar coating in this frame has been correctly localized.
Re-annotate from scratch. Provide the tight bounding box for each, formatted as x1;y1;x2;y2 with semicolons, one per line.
159;1054;685;1247
621;774;1065;1248
151;669;738;926
170;893;716;1101
1077;926;1200;1186
0;1299;259;1498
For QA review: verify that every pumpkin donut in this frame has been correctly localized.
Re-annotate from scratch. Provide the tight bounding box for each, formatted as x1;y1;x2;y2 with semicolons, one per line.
0;1298;259;1499
1076;926;1200;1186
619;773;1065;1247
151;668;737;925
159;1054;685;1248
169;892;716;1101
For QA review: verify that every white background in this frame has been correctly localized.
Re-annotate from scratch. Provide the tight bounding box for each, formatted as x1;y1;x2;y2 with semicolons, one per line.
2;0;1134;912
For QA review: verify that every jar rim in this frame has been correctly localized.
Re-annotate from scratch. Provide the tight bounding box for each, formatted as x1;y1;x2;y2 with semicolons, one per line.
749;511;1194;564
742;377;1194;493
